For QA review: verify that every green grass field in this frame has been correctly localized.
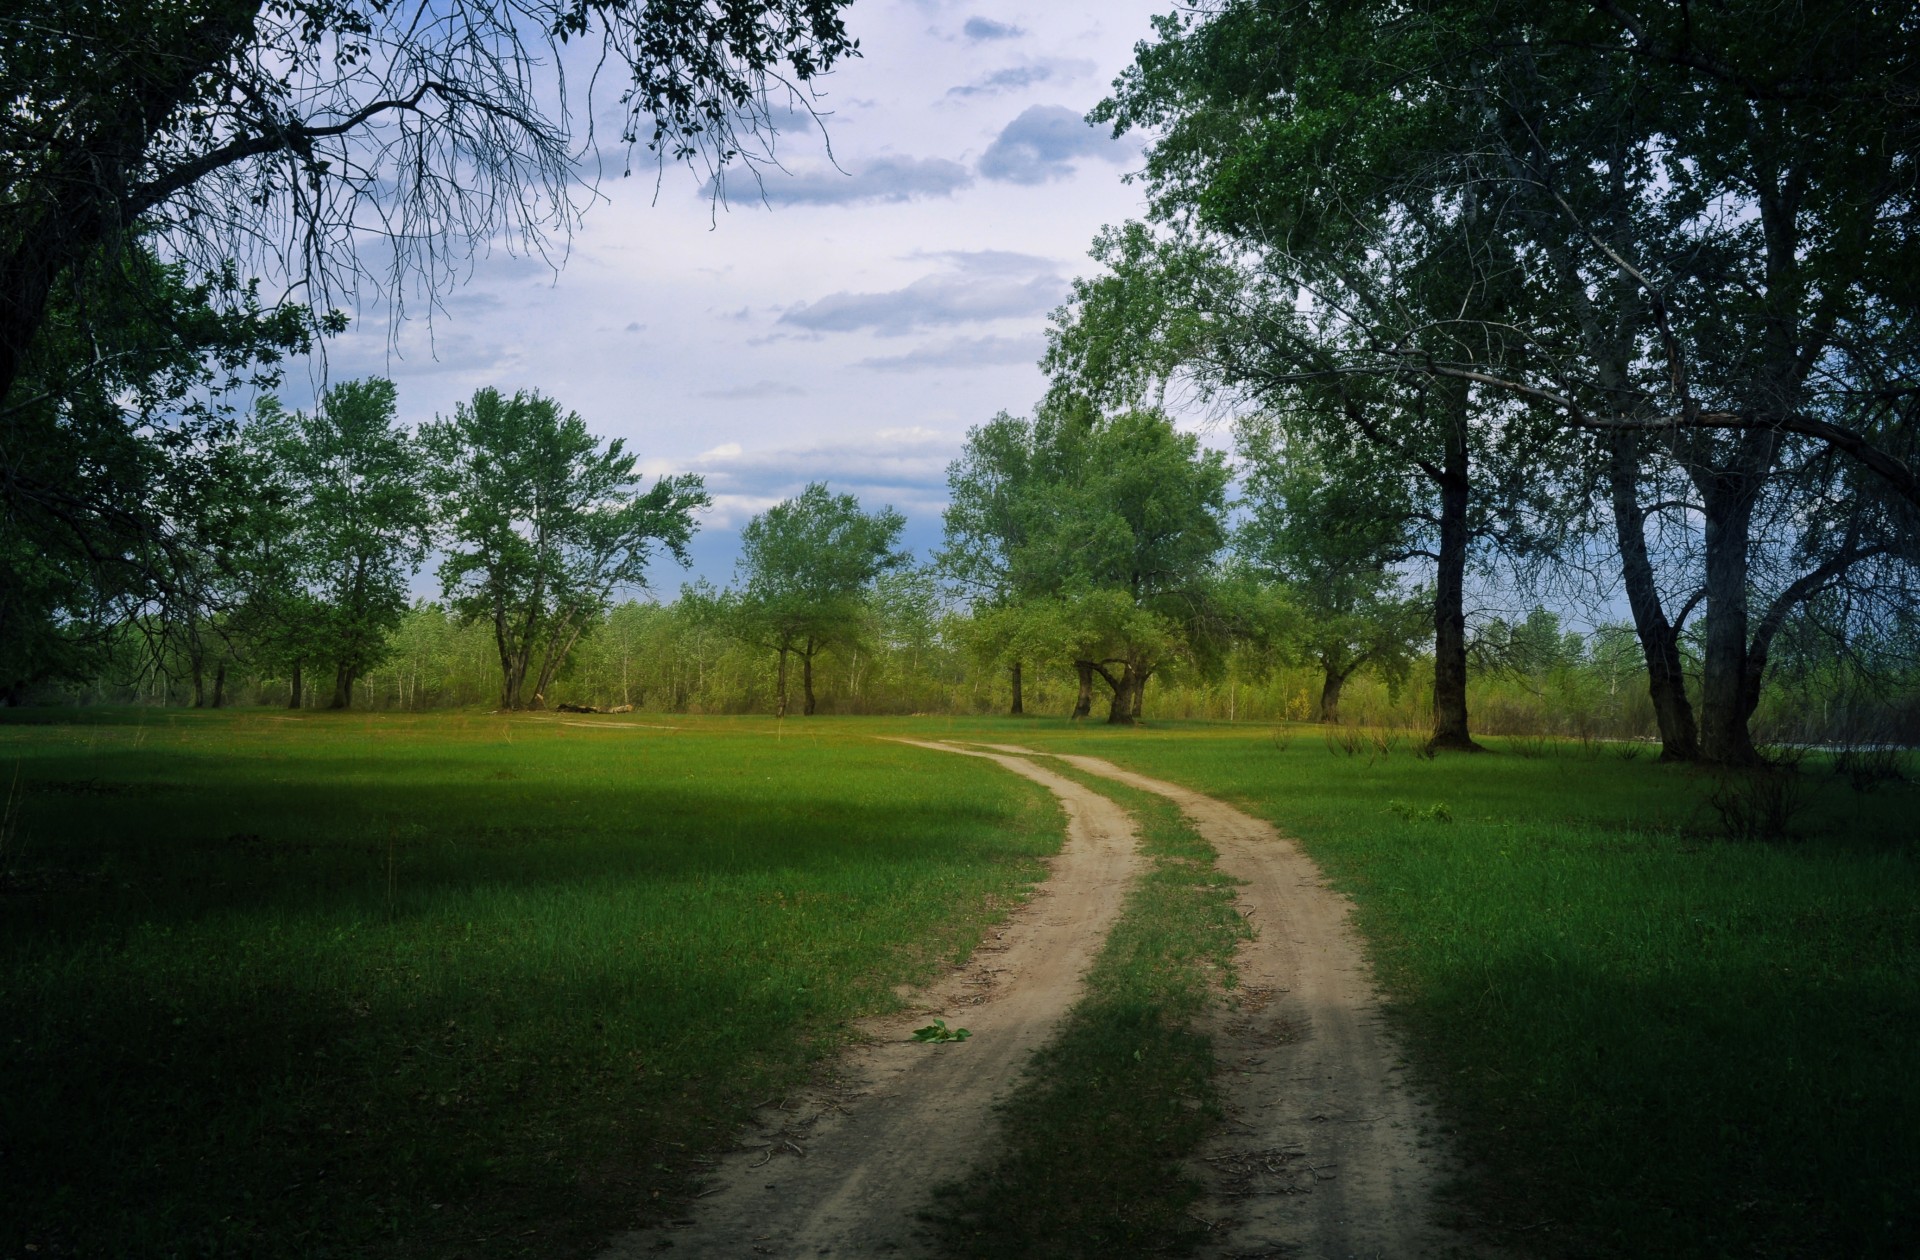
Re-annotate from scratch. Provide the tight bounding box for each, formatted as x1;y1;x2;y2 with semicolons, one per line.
0;711;1061;1258
985;720;1920;1259
3;709;1915;1259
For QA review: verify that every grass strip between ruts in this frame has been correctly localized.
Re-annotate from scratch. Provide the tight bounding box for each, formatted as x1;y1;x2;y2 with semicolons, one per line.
930;769;1249;1259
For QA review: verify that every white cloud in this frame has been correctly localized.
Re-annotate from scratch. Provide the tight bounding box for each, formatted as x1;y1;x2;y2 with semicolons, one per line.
963;16;1025;41
708;155;974;207
779;251;1067;335
978;104;1136;184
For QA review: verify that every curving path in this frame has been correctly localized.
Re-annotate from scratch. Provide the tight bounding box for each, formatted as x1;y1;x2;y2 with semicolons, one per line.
1038;750;1454;1260
601;742;1140;1258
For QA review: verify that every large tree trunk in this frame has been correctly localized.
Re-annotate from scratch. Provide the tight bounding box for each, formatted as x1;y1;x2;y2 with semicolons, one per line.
288;659;303;709
775;647;789;719
1009;660;1024;716
1609;432;1700;760
1071;661;1094;719
331;662;353;710
1130;668;1148;721
1693;438;1776;765
1094;663;1137;725
1318;665;1348;724
1429;398;1481;753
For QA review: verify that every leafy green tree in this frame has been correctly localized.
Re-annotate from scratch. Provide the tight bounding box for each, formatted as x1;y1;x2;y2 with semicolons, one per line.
0;249;316;702
1235;417;1429;723
424;388;708;710
1089;0;1919;763
246;380;431;708
936;411;1061;714
733;483;907;717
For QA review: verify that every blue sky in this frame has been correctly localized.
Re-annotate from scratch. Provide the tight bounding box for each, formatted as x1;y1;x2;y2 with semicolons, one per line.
311;1;1175;592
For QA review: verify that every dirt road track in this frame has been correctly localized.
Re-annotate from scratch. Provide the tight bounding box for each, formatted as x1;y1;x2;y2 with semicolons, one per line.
1041;751;1456;1260
601;743;1139;1258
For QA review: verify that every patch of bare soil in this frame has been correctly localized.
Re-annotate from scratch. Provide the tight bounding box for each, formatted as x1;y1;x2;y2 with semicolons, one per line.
1032;750;1467;1260
600;743;1140;1258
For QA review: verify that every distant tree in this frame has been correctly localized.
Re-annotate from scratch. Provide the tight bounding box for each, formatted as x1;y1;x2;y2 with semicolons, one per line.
937;412;1053;713
424;388;708;710
1052;409;1231;723
246;380;431;708
1236;419;1429;723
734;483;907;717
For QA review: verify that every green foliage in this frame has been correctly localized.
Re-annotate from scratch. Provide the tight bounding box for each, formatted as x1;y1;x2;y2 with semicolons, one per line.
732;482;907;715
0;248;320;701
422;388;708;710
242;380;431;708
911;1018;971;1043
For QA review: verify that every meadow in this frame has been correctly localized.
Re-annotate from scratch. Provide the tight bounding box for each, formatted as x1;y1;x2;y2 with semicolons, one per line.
0;711;1061;1258
2;709;1915;1258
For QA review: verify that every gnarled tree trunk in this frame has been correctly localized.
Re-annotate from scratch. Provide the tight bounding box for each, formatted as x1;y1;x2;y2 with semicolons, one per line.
1071;661;1094;719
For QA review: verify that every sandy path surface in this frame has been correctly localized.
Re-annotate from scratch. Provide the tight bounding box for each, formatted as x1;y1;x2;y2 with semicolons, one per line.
601;742;1140;1259
974;745;1456;1260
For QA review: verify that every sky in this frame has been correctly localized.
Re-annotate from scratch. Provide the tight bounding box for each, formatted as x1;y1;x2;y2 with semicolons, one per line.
317;1;1177;591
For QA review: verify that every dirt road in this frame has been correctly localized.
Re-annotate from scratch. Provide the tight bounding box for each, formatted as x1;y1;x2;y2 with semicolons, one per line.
601;743;1140;1258
1046;751;1452;1260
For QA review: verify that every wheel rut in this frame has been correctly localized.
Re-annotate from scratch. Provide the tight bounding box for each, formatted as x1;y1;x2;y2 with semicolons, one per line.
602;742;1140;1258
1021;748;1458;1260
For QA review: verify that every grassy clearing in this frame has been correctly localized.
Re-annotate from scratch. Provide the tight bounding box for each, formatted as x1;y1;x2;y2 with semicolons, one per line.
931;770;1246;1259
0;710;1059;1259
958;719;1919;1259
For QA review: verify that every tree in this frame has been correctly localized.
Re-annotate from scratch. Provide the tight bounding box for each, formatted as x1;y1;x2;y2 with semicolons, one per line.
424;387;707;710
1081;0;1919;761
247;380;431;709
734;483;907;717
0;248;317;702
0;0;861;410
936;412;1055;714
952;405;1230;724
1235;418;1429;724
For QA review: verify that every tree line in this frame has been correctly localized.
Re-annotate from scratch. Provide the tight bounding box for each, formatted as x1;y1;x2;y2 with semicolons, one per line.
4;1;1916;766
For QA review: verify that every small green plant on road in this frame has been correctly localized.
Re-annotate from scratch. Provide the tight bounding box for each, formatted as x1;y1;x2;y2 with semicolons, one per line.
912;1018;971;1043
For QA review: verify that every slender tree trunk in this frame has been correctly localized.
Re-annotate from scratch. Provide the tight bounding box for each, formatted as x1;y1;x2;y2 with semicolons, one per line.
1698;484;1761;764
802;643;817;716
1130;668;1148;721
289;659;303;709
1429;397;1481;752
1071;661;1094;719
1009;660;1024;716
775;647;789;719
211;661;227;709
190;652;206;709
1609;432;1700;760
